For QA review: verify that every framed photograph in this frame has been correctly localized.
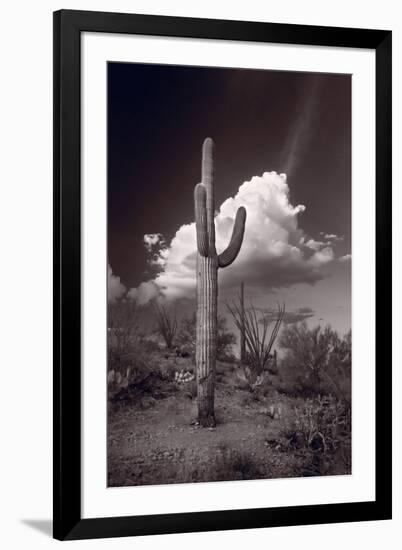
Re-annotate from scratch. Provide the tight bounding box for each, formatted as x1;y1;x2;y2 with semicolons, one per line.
53;9;392;541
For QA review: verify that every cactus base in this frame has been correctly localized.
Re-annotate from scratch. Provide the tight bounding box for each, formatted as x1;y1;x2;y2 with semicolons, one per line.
197;369;216;427
198;411;216;428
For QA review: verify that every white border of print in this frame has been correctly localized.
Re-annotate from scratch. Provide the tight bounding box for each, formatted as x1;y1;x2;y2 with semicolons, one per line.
81;32;375;519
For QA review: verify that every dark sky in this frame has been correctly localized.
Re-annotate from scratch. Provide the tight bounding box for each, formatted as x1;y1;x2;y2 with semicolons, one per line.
108;62;351;290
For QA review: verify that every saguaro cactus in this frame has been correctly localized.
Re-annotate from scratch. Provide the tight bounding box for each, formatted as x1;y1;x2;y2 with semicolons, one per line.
194;138;246;427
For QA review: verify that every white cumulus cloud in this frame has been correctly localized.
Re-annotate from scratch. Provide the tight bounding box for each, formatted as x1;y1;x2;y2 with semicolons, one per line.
108;264;126;303
320;232;343;242
127;280;161;305
128;171;338;303
305;238;326;251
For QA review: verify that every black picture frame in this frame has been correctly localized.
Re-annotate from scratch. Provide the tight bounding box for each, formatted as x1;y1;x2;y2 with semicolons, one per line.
53;9;392;541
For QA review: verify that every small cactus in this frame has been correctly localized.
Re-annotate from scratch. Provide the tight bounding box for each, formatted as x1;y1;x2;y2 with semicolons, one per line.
194;138;246;426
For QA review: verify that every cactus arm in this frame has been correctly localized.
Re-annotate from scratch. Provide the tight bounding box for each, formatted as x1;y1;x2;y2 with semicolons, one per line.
218;206;247;268
202;137;216;255
194;183;209;257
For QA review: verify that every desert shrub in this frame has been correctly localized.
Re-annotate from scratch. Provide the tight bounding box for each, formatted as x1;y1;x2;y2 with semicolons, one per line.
241;392;262;406
141;338;162;354
107;346;159;399
216;317;237;361
175;314;196;356
235;368;271;393
176;313;236;361
285;396;350;451
108;298;168;401
214;444;261;481
281;395;351;476
279;323;351;400
108;298;139;369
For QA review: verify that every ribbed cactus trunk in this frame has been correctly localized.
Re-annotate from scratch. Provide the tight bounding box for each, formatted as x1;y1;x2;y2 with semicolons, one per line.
196;256;218;425
194;138;246;427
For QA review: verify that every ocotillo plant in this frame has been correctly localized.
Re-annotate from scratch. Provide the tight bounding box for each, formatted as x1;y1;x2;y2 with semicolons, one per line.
194;138;247;427
240;282;246;364
226;300;285;377
152;302;177;350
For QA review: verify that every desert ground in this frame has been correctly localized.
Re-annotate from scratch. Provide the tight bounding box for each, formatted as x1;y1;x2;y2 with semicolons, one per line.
108;339;351;487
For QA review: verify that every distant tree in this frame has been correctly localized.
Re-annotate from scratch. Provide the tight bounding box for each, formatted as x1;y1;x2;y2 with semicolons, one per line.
279;322;351;400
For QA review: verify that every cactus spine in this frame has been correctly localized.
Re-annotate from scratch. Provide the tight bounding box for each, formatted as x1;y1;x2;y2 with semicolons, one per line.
194;138;246;427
